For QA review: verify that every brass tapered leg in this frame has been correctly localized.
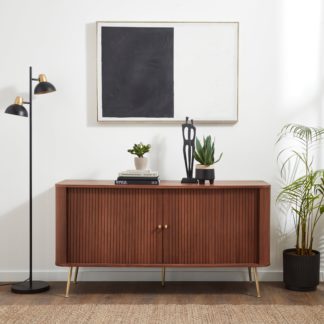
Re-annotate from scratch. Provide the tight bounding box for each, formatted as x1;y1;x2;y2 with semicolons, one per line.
252;267;261;298
248;267;252;282
161;267;165;287
65;267;73;298
74;267;79;284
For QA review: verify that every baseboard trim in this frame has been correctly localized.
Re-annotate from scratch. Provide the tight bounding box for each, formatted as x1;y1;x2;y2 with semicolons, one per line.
2;268;324;282
2;268;319;282
0;268;324;282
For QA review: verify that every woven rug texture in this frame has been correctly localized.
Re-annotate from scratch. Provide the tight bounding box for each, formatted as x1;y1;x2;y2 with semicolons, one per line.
0;304;323;324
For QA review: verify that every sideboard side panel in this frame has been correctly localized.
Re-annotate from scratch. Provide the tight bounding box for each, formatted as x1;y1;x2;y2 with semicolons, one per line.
56;186;67;265
258;187;271;266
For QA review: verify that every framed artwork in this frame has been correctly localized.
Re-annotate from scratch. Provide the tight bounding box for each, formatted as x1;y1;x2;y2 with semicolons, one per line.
97;21;239;124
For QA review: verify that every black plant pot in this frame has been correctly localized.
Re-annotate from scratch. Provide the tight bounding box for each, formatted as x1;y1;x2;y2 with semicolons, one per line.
195;167;215;184
283;248;320;291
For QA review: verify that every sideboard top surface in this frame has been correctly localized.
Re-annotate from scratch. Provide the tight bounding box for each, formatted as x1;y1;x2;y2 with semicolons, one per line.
56;180;270;189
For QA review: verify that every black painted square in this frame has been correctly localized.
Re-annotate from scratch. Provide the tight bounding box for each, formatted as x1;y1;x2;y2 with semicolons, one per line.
101;27;174;118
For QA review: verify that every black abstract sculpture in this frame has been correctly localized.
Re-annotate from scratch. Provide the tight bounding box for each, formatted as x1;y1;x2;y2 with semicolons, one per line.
181;117;198;183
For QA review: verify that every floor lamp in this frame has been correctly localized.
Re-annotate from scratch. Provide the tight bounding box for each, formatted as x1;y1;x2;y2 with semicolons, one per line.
4;66;56;294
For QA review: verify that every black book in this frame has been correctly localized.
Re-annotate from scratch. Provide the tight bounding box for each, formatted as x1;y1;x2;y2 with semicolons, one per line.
115;179;160;185
117;176;159;181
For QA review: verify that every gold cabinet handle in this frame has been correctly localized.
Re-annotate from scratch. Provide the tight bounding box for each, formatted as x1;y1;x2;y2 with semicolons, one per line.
157;224;162;229
164;224;168;229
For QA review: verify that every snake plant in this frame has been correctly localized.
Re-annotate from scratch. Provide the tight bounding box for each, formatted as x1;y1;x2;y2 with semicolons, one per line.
194;135;223;166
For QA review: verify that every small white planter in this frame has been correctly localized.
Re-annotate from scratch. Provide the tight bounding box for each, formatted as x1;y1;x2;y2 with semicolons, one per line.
195;164;214;170
134;157;148;170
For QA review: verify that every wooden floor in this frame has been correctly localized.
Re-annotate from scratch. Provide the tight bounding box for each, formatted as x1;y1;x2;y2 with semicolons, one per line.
0;282;324;305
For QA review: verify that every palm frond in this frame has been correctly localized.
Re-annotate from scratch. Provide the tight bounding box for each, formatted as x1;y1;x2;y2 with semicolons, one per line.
276;124;324;255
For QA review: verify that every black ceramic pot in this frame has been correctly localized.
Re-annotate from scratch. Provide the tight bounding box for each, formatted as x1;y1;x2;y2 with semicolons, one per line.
283;248;320;291
195;166;215;184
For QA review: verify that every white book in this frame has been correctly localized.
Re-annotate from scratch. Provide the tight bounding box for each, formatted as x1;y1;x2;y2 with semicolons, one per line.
118;170;159;177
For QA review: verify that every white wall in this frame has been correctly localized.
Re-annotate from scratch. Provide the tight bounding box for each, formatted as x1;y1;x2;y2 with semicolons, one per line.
0;0;324;282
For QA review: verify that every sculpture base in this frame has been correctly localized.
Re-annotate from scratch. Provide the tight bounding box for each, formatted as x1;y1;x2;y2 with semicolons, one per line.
181;177;198;184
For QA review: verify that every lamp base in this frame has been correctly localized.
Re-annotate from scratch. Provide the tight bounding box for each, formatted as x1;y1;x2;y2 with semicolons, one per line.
11;281;50;294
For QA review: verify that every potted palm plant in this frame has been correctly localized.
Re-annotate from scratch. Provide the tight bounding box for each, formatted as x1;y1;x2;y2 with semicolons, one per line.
277;124;324;291
194;135;223;184
127;142;151;170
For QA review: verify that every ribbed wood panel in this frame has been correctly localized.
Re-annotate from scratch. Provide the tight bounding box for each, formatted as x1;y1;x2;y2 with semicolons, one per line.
222;189;259;263
56;181;270;267
163;189;258;264
66;188;162;264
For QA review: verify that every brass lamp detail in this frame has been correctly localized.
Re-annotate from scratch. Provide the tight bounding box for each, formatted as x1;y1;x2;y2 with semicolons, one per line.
38;74;47;82
14;96;24;105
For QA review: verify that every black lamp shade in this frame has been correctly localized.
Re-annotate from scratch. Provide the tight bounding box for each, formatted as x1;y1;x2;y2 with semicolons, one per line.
5;104;28;117
34;81;56;95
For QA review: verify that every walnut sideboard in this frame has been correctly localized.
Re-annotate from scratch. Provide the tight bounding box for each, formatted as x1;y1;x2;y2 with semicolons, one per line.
56;180;270;297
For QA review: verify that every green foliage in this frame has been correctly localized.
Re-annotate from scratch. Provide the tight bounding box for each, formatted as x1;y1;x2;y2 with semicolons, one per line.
194;135;223;166
127;142;151;158
277;124;324;255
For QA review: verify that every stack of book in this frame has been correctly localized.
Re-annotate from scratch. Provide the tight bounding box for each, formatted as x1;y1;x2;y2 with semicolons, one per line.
115;170;160;185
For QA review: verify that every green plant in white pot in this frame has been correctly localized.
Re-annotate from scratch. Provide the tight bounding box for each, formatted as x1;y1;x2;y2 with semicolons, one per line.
128;142;151;170
194;135;223;184
277;124;324;291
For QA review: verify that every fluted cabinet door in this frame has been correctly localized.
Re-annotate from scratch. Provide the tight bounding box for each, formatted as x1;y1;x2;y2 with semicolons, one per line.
163;188;259;265
66;188;162;265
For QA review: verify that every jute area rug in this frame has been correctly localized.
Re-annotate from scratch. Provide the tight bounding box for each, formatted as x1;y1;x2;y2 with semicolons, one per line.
0;304;323;324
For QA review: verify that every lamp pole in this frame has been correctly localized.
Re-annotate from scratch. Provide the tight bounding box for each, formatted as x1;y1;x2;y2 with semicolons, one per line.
21;67;35;286
29;66;33;287
28;66;40;286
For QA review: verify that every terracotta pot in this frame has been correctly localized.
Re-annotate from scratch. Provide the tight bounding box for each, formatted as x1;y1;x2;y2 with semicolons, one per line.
134;157;148;170
195;164;215;184
283;248;320;291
